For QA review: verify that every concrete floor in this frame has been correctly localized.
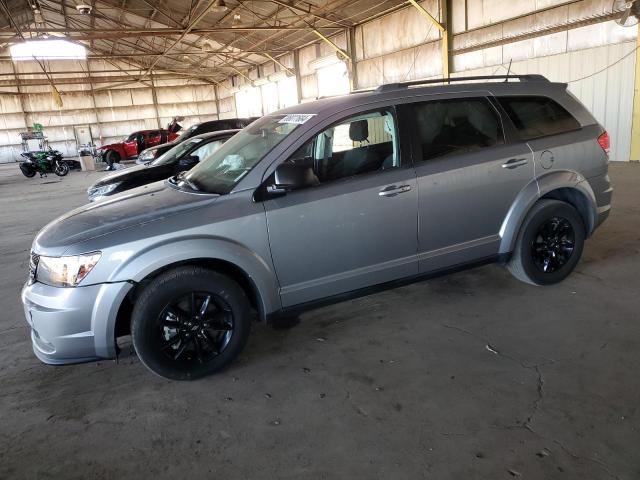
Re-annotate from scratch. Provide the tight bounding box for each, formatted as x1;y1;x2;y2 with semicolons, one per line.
0;162;638;479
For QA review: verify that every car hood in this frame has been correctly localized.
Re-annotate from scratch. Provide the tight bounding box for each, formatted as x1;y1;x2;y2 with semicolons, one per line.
92;163;149;186
33;181;217;255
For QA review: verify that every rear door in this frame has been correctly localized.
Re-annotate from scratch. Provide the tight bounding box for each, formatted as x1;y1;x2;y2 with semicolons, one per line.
402;94;535;272
263;107;419;307
144;131;163;148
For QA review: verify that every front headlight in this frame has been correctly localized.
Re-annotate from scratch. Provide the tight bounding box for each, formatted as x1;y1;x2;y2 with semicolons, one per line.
87;182;119;201
36;252;101;287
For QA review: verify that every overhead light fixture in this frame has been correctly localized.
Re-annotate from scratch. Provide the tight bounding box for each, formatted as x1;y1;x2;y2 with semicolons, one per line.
33;8;45;23
211;0;228;13
76;4;92;15
10;40;86;60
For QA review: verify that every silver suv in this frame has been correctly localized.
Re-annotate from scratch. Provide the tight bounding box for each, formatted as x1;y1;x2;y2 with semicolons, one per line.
21;75;612;380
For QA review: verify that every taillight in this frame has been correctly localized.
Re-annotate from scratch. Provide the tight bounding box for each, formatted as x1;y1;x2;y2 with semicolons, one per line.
597;131;610;156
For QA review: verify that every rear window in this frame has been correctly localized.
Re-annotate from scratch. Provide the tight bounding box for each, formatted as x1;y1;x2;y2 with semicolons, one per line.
497;96;580;140
410;97;504;161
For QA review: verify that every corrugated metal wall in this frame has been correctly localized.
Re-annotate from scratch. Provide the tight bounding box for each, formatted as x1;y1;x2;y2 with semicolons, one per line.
449;42;637;162
1;0;638;162
0;58;221;162
353;10;637;162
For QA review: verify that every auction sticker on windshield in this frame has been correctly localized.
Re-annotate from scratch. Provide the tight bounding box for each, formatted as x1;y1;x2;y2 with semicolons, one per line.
278;114;316;125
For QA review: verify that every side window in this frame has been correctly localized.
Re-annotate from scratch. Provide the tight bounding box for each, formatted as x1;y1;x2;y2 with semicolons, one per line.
289;109;399;184
411;97;504;162
497;96;580;140
191;140;224;162
144;132;159;144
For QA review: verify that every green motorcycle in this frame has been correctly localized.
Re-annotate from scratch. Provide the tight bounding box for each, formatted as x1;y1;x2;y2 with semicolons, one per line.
19;149;69;178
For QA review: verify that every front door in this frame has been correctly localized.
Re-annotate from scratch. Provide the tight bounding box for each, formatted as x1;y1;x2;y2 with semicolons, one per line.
402;96;535;272
263;108;418;307
123;134;138;158
74;125;93;146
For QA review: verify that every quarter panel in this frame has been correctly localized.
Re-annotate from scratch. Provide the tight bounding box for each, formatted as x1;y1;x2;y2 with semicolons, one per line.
528;124;607;180
498;170;598;254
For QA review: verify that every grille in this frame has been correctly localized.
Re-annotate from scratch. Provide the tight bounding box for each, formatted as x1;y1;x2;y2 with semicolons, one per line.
29;252;39;284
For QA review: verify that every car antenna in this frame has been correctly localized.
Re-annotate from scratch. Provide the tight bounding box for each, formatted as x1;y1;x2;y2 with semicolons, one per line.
504;59;513;81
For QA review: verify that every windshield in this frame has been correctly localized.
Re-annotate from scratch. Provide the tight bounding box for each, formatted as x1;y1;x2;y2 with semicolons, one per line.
151;138;205;166
182;115;306;194
178;124;199;139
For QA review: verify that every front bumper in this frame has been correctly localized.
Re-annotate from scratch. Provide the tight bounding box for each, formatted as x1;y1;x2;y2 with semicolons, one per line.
21;280;133;365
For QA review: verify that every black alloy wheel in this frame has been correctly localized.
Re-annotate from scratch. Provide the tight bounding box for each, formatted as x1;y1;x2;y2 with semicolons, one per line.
158;291;234;364
531;216;575;273
506;199;585;286
131;267;251;380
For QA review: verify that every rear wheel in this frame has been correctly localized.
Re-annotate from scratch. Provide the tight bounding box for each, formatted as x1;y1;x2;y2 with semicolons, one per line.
20;164;36;177
131;266;251;380
507;199;585;286
104;150;120;169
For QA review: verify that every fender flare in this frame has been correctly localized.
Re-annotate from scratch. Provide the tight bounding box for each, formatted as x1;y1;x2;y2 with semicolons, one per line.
499;170;597;255
107;236;282;319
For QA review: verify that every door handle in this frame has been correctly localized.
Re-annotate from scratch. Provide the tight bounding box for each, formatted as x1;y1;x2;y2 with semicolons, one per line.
502;158;529;169
379;184;412;197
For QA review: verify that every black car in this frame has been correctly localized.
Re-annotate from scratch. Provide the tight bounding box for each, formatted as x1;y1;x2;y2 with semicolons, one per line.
87;130;238;201
136;118;257;164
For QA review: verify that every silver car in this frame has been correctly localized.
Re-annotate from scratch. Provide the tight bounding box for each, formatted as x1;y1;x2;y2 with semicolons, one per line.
21;75;612;380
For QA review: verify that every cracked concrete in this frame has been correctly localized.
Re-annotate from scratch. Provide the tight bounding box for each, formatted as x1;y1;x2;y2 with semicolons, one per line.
0;162;639;479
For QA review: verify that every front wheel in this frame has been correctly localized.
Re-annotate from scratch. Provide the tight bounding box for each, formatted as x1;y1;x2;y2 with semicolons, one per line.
507;199;585;286
131;267;251;380
54;162;69;176
104;150;120;169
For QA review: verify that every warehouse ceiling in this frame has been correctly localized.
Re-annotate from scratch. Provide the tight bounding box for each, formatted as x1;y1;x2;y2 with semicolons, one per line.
0;0;406;83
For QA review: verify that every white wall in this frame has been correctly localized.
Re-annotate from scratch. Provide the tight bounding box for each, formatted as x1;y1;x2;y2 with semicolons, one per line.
353;6;637;161
450;41;637;162
0;56;220;163
1;0;637;162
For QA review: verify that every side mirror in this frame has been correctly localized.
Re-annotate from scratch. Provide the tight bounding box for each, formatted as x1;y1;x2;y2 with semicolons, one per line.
267;163;318;195
178;155;199;169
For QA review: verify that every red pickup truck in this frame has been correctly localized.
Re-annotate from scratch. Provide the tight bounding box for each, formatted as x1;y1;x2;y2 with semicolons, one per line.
99;129;179;168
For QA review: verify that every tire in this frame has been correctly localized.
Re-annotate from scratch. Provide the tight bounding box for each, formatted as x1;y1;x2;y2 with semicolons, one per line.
131;266;251;380
20;164;36;177
507;199;585;286
104;150;120;168
54;162;69;176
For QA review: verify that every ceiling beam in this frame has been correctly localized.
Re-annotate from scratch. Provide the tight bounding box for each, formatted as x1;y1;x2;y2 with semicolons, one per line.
0;72;223;87
0;26;340;43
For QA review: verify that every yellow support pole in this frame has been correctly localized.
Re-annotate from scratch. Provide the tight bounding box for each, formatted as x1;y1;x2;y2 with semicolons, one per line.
630;24;640;161
229;66;254;86
407;0;445;32
264;53;295;77
408;0;449;79
312;30;351;61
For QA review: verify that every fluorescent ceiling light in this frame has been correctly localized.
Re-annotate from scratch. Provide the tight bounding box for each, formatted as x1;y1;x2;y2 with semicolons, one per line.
10;40;86;61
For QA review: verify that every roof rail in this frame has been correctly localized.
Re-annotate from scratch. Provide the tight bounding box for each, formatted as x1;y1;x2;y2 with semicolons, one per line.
375;74;549;93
